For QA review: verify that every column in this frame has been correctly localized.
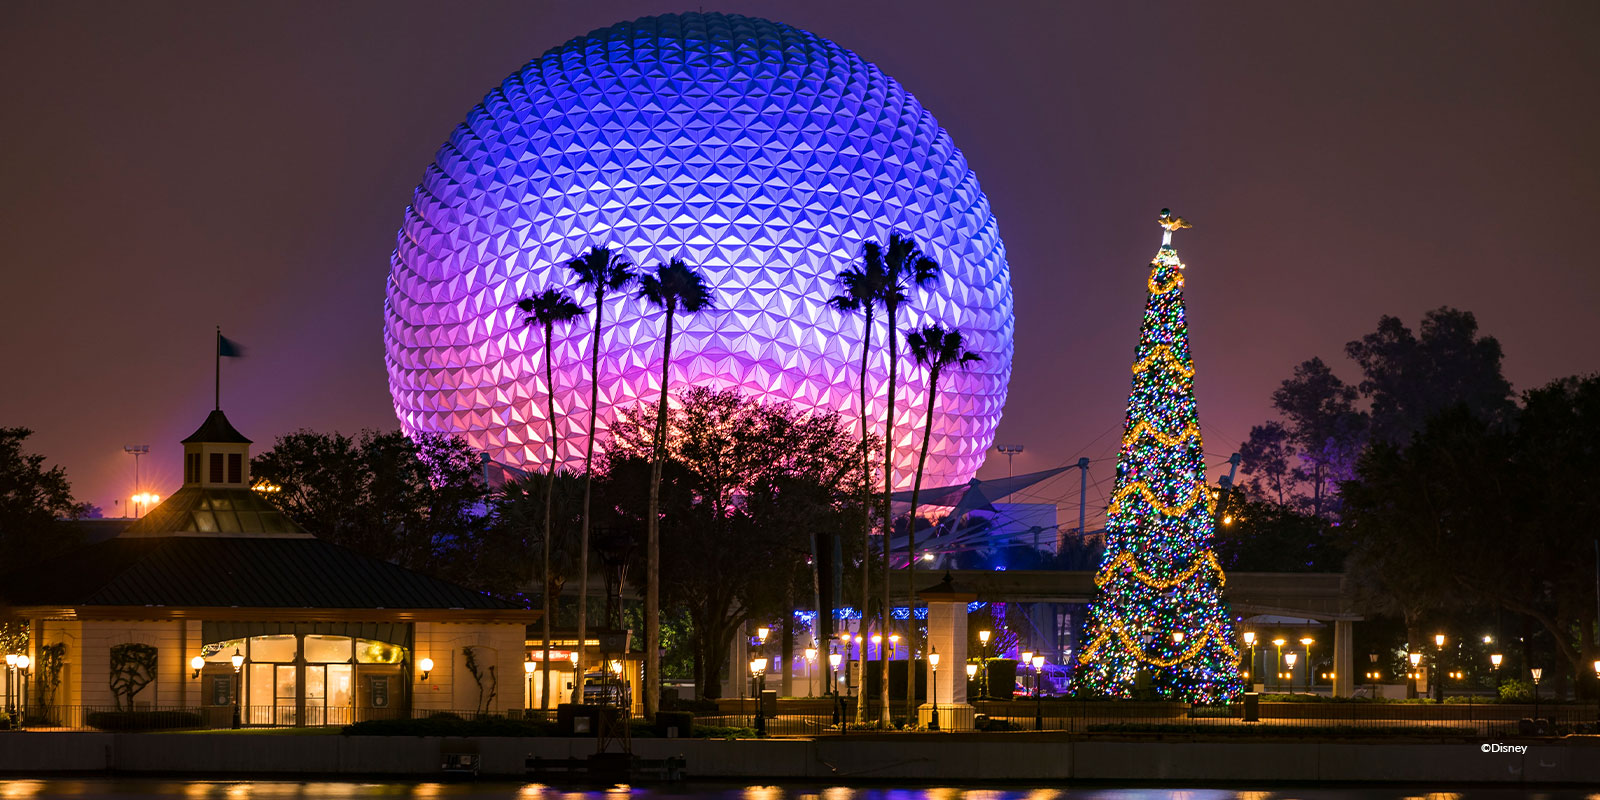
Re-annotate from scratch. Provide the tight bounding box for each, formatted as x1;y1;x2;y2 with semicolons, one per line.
918;573;977;730
1334;619;1354;699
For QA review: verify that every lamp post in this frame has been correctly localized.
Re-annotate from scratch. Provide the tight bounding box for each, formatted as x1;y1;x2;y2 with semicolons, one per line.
4;653;14;717
1531;667;1543;723
1031;655;1045;730
804;645;818;698
230;648;244;729
749;657;768;737
1433;634;1447;703
1285;652;1299;694
1299;637;1315;694
1272;638;1286;692
828;651;843;725
927;649;942;731
966;662;978;705
1592;660;1600;727
1243;632;1257;689
1408;652;1422;699
1368;653;1379;699
524;657;536;711
978;629;991;699
15;655;30;722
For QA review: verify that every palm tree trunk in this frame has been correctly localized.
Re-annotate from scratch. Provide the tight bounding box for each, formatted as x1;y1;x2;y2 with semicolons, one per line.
853;307;873;726
906;366;940;721
645;302;676;722
879;306;898;727
541;322;558;712
574;292;604;706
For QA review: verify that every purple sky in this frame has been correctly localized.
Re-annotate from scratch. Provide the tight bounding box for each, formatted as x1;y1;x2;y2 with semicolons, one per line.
3;2;1596;529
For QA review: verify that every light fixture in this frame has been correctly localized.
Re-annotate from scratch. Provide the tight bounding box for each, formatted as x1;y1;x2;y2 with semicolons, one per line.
757;626;770;643
889;633;900;645
1490;653;1503;667
804;647;818;663
979;630;991;644
191;655;205;679
610;660;623;675
568;651;579;667
1021;650;1033;666
1242;632;1255;645
16;655;30;671
1173;632;1185;644
1031;655;1045;670
929;651;941;669
1272;638;1285;648
1408;652;1422;667
871;634;882;645
523;659;536;675
922;552;935;561
965;663;978;678
1483;635;1493;644
1531;667;1543;683
1299;637;1313;646
750;657;767;675
4;654;15;667
419;657;434;681
229;648;243;671
1434;634;1445;648
828;652;842;668
1285;653;1298;668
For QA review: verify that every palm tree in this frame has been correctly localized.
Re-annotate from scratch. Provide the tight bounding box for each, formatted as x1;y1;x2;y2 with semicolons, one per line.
903;324;981;720
565;245;636;705
638;257;714;720
876;233;939;726
827;241;892;725
518;288;585;711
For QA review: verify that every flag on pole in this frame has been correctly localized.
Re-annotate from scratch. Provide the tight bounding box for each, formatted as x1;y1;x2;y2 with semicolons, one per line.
218;335;246;358
215;328;247;410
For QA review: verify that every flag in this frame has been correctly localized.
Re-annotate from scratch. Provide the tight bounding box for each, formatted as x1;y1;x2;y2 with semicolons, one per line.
218;335;246;358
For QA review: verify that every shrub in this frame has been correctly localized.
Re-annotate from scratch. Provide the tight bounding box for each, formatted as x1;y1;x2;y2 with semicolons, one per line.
1498;680;1533;702
86;710;203;731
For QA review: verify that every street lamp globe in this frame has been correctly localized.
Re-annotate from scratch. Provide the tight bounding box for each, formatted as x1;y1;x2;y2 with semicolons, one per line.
523;659;536;675
929;651;941;669
15;655;29;670
1243;631;1256;646
1285;653;1298;668
1490;653;1503;667
750;657;767;675
1021;650;1033;665
965;663;978;679
4;654;15;667
1408;652;1422;668
757;626;770;643
230;649;244;671
1031;655;1045;670
805;647;818;663
978;630;991;645
828;653;842;668
1434;634;1445;648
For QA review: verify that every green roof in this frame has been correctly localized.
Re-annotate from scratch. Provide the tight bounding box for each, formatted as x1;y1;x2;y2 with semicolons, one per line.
120;486;306;537
181;409;252;444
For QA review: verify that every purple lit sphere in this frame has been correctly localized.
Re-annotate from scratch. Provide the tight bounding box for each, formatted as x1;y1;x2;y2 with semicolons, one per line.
383;12;1013;488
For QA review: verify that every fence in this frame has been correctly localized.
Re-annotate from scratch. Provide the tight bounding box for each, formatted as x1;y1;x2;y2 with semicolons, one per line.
5;699;1597;737
0;705;556;732
701;696;1600;738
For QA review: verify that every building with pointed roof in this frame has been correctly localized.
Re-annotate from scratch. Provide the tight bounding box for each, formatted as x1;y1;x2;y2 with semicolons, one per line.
1;409;538;727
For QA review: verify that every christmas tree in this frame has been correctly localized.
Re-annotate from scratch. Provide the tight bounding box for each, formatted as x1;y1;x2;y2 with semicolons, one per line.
1074;209;1244;703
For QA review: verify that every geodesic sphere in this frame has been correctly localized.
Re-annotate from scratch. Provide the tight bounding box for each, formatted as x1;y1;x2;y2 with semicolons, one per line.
383;12;1013;489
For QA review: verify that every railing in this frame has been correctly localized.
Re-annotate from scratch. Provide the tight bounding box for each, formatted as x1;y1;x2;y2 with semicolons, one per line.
700;696;1600;737
6;700;1596;737
0;705;556;732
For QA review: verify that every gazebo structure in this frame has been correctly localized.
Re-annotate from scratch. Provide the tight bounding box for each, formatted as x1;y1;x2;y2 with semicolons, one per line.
1;409;538;727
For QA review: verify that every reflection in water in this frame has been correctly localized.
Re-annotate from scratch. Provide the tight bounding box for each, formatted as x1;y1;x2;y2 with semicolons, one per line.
1;784;1593;800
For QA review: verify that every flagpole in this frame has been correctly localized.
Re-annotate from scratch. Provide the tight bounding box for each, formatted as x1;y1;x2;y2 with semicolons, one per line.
215;326;221;411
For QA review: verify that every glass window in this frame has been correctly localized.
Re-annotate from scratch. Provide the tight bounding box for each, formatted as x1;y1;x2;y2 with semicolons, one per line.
209;453;224;482
249;634;297;663
305;635;353;663
356;639;405;664
202;639;246;662
228;453;242;483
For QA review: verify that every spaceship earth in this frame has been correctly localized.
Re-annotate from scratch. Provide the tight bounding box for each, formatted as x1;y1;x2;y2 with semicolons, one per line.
383;12;1014;489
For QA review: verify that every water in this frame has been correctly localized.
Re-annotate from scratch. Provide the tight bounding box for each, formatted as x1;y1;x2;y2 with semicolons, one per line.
0;783;1590;800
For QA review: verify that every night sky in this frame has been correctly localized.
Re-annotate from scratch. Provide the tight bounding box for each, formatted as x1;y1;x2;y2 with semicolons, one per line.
4;2;1597;529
